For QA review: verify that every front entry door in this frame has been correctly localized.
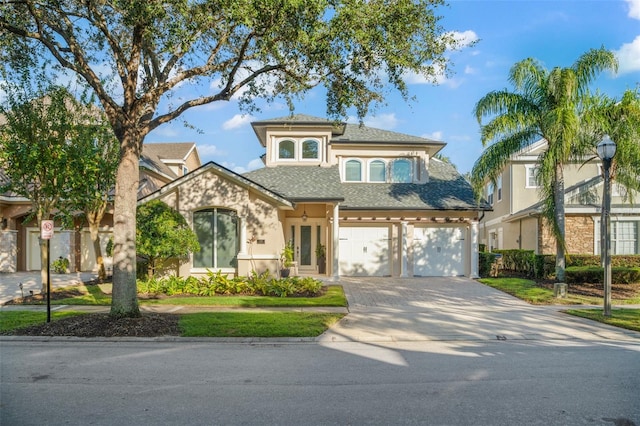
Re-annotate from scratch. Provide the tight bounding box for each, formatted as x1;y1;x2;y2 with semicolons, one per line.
287;221;321;273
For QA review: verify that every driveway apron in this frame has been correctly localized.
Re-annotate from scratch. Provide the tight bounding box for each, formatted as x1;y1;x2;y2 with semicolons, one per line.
319;277;639;343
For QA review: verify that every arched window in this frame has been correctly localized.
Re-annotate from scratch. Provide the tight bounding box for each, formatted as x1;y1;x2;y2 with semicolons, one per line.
302;140;319;159
278;140;295;159
369;160;386;182
391;159;412;183
193;208;238;269
345;159;362;182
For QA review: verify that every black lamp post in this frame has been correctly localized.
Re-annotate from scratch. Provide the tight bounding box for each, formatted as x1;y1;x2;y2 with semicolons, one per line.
596;135;616;317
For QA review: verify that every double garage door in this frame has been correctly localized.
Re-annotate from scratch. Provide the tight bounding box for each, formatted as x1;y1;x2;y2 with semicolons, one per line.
339;225;466;277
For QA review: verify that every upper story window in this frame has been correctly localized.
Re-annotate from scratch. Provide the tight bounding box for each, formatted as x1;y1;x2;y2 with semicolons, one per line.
391;159;412;183
369;160;386;182
525;165;539;188
342;157;415;183
301;140;319;159
487;182;494;205
497;175;502;201
278;140;296;159
345;159;362;182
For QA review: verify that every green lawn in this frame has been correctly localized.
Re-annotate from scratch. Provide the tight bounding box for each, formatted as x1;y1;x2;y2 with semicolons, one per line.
0;311;86;332
565;309;640;332
179;312;344;337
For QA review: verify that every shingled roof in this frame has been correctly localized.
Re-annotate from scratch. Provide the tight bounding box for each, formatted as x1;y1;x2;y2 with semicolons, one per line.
340;159;483;210
243;166;344;202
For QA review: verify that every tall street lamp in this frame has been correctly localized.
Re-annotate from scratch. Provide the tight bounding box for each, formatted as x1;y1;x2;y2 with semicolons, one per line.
597;135;616;317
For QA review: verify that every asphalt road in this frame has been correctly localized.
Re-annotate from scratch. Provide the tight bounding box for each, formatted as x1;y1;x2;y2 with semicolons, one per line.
2;338;639;425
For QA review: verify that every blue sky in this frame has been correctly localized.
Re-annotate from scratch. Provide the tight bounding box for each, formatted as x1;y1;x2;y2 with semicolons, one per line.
146;0;640;175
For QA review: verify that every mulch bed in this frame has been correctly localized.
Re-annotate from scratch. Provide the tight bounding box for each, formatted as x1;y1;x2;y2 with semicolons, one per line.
2;313;181;337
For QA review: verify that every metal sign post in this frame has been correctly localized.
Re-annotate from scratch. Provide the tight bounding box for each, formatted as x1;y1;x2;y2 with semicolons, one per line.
41;220;54;323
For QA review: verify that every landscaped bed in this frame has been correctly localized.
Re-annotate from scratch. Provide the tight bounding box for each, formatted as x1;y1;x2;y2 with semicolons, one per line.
1;274;348;338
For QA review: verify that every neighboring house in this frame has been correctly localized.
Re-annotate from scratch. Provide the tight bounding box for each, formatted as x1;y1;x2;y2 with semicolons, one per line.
140;114;489;279
0;142;200;273
479;139;640;256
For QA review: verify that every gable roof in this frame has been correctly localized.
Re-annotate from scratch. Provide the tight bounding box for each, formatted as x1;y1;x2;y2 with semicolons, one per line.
144;142;197;161
243;166;344;202
138;161;293;208
251;114;444;149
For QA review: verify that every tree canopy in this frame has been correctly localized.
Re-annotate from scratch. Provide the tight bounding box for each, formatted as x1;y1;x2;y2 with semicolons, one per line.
472;47;618;282
136;200;200;279
1;0;464;316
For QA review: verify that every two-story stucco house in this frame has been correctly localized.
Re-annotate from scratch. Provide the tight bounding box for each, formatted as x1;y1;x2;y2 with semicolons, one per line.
140;114;489;279
480;138;640;256
0;142;200;273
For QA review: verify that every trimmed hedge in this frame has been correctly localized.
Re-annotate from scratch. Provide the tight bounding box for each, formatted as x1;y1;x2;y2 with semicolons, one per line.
565;266;640;285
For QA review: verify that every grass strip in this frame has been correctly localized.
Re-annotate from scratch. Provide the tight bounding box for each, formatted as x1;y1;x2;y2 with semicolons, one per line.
179;312;345;337
565;309;640;332
478;277;606;305
0;311;86;332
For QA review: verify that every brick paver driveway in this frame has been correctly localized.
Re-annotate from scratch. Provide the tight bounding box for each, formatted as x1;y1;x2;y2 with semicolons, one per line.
319;277;639;343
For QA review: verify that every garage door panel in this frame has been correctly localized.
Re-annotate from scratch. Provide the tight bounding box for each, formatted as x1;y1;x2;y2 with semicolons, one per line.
413;226;465;277
339;226;390;276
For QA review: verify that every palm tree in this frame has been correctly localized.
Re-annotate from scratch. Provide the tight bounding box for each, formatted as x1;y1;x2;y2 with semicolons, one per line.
472;48;618;282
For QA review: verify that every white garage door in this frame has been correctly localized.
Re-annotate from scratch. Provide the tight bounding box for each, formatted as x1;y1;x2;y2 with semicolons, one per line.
413;226;465;276
339;226;390;276
26;229;67;271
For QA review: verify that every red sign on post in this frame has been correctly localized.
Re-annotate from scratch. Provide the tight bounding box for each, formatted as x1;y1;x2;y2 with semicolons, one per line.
41;220;54;240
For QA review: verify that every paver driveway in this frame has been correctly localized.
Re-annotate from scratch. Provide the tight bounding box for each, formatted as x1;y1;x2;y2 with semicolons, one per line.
319;277;639;343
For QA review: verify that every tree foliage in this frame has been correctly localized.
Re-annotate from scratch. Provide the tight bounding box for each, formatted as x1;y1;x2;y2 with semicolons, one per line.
472;48;618;281
136;200;200;279
1;0;463;316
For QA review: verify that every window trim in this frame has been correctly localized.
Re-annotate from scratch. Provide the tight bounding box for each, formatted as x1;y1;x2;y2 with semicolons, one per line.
344;158;363;182
368;159;387;182
390;158;413;183
525;165;539;188
192;208;239;272
277;139;296;160
487;182;494;206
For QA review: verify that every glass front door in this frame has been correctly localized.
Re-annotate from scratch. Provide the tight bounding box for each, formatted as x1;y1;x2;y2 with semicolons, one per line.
288;221;322;272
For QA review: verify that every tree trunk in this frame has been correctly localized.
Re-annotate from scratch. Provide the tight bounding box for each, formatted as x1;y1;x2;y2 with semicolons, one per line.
110;132;141;317
554;164;566;282
86;209;107;282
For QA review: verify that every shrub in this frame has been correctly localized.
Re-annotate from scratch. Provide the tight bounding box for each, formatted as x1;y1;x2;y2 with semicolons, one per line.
565;266;640;284
51;257;70;274
495;249;535;274
479;252;496;278
534;255;555;280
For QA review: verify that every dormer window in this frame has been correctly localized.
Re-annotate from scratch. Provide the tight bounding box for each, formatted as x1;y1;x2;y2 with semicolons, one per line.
302;140;319;159
278;140;295;159
391;159;412;183
369;160;386;182
345;159;362;181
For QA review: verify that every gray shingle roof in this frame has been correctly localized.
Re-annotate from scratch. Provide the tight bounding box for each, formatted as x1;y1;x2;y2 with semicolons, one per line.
252;114;336;125
243;166;344;201
335;123;443;145
144;142;195;160
340;159;483;210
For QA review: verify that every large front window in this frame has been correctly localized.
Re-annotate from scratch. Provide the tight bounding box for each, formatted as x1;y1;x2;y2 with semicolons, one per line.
612;221;638;254
193;209;238;269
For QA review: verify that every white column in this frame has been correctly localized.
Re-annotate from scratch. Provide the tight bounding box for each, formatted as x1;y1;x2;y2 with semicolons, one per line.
400;221;408;277
332;203;340;280
239;216;247;255
470;221;479;278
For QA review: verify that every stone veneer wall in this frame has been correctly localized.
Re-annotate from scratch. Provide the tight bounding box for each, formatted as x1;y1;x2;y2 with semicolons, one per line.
539;216;595;255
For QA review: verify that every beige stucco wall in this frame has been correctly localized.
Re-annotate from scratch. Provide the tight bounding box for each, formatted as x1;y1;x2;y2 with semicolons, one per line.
152;169;285;278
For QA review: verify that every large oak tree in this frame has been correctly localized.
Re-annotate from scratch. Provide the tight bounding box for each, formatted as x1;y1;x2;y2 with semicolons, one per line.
1;0;462;316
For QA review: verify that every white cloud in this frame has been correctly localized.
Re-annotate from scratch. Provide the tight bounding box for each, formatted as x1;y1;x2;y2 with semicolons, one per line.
403;63;463;88
226;158;264;174
196;143;226;159
363;113;399;129
150;125;180;138
222;114;254;130
447;30;479;50
422;131;443;141
464;65;476;75
626;0;640;19
615;35;640;74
